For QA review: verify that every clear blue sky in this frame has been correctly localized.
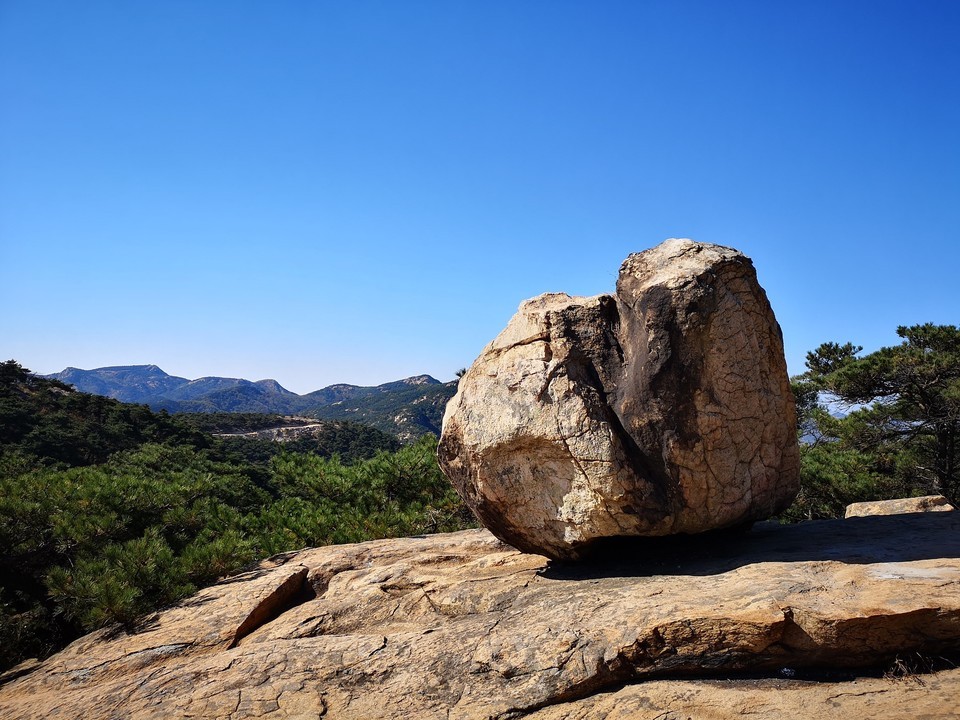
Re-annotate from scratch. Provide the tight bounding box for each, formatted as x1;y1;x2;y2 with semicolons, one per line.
2;1;958;394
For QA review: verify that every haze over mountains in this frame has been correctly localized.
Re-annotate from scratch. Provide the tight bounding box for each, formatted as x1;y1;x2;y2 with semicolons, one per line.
46;365;457;438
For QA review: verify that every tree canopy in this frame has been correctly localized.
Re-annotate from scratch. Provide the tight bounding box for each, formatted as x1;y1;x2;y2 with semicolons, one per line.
787;324;960;519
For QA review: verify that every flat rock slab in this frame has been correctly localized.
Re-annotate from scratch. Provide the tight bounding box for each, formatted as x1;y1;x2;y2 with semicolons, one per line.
527;670;960;720
845;495;955;518
2;512;959;719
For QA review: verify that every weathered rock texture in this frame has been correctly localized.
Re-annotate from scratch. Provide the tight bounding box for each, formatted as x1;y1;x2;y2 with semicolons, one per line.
2;511;959;720
526;671;960;720
439;239;800;559
845;494;954;518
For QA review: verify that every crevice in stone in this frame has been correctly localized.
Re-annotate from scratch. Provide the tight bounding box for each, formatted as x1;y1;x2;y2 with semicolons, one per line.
228;566;315;649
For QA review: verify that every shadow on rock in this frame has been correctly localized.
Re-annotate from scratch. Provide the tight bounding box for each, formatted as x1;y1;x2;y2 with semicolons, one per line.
538;511;960;580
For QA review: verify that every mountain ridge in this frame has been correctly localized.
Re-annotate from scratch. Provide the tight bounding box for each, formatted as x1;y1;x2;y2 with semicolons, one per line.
44;365;455;439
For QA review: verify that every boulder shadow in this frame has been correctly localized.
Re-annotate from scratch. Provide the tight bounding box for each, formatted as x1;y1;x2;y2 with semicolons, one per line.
538;511;960;580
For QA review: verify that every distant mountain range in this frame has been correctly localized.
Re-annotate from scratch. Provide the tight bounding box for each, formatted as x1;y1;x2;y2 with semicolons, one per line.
45;365;458;439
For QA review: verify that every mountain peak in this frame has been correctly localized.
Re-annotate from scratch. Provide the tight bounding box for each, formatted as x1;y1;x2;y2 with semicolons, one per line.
254;379;295;395
401;375;441;386
44;365;186;404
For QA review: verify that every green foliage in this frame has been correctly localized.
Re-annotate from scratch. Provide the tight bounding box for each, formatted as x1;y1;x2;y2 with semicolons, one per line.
802;341;862;379
176;414;402;466
282;421;402;461
172;412;303;434
783;434;904;522
0;362;474;671
310;381;457;438
0;444;264;660
254;435;470;547
786;324;960;520
0;360;206;467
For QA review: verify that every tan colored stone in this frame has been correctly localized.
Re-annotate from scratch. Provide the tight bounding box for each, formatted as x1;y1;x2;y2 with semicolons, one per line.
526;670;960;720
845;494;954;518
439;239;799;560
1;511;959;719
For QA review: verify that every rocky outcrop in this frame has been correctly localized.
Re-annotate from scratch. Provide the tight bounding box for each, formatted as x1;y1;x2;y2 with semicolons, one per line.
215;422;328;442
2;510;959;720
845;495;954;518
439;239;799;560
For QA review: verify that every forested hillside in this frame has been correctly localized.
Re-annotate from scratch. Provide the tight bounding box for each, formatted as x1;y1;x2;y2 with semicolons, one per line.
45;365;457;438
0;361;474;672
175;413;401;464
312;379;457;439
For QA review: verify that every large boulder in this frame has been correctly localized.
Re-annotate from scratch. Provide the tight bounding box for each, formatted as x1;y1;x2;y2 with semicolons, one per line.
438;239;800;560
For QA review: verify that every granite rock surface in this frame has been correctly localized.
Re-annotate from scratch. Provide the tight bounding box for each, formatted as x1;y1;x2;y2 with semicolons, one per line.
439;239;799;559
845;494;954;518
2;510;958;719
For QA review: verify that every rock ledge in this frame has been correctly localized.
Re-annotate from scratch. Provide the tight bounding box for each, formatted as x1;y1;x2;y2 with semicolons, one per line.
2;510;959;719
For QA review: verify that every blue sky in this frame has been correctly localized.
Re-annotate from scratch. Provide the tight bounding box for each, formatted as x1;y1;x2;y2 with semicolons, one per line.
2;1;958;394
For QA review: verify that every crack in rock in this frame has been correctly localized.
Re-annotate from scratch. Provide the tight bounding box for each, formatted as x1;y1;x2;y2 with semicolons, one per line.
229;567;314;649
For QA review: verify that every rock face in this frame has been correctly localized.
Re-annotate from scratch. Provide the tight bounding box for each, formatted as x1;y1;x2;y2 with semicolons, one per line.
526;671;960;720
845;495;954;518
439;239;800;560
2;511;959;720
